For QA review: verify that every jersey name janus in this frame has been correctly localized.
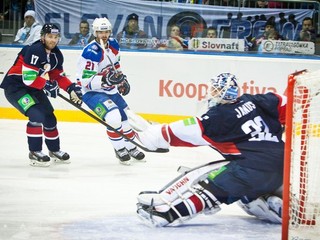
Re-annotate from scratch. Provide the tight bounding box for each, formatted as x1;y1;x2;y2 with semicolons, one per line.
235;101;256;118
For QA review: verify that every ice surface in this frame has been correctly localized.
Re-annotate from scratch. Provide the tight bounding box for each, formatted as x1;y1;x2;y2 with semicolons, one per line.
0;120;281;240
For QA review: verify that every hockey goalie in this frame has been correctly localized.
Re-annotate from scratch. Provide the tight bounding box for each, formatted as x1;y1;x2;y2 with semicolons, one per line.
135;73;285;227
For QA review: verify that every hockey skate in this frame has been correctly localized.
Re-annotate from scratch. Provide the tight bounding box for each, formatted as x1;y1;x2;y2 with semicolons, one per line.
29;151;51;167
115;148;131;165
128;147;145;161
49;151;71;164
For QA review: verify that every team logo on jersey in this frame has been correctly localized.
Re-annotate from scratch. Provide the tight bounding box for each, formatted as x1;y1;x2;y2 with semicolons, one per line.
23;70;37;81
43;64;51;72
18;94;36;112
92;44;98;51
94;103;107;119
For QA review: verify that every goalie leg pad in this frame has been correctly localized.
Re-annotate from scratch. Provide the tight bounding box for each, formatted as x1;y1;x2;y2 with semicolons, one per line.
136;183;221;227
137;161;229;227
126;109;151;132
237;195;282;224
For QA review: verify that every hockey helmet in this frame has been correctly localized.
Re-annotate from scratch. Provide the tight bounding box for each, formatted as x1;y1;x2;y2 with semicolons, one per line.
92;17;112;37
40;23;60;36
208;73;239;107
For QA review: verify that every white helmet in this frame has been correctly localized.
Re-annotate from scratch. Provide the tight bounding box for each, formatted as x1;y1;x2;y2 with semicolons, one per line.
92;17;112;37
208;73;239;107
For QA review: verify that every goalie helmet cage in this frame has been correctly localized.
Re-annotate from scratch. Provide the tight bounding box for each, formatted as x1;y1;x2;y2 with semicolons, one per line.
282;69;320;240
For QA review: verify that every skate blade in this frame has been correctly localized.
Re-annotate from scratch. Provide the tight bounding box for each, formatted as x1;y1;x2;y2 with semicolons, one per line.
52;158;71;164
119;159;132;166
29;159;51;167
133;158;146;163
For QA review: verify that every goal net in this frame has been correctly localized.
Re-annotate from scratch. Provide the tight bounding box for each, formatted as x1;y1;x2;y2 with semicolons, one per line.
282;69;320;240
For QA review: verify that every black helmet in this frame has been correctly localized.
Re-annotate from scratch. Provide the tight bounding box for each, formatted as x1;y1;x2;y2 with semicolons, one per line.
41;23;60;36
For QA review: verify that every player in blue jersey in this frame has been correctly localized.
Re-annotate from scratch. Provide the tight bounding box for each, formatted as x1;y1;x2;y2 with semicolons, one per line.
76;17;145;165
0;24;83;167
135;73;285;226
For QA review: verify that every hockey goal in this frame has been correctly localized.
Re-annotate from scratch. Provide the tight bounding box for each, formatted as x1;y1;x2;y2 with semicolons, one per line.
282;69;320;240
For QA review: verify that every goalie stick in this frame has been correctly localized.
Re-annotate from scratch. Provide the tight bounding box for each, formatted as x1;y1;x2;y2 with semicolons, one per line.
58;93;169;153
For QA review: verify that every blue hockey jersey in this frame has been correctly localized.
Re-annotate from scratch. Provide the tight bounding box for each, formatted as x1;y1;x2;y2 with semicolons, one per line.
165;92;286;171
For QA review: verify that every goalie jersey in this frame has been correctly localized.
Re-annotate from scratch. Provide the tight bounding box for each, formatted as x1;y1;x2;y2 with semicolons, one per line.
76;38;121;95
166;93;286;171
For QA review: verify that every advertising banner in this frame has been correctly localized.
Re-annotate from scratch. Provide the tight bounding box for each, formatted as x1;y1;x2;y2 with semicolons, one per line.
189;38;245;51
34;0;314;45
261;40;315;55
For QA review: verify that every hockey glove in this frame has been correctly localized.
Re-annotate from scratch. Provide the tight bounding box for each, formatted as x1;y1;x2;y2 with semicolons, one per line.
67;83;82;105
117;78;130;96
44;81;59;98
101;68;126;87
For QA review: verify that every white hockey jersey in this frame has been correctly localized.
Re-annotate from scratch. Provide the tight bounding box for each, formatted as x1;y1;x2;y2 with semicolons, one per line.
76;38;121;95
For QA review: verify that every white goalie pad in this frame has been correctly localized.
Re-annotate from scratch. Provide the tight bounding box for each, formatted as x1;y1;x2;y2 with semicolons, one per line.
134;124;170;151
237;195;282;224
126;109;151;132
137;160;229;227
138;160;229;206
137;184;222;227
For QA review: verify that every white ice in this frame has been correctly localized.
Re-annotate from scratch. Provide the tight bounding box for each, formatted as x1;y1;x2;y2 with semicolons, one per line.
0;119;281;240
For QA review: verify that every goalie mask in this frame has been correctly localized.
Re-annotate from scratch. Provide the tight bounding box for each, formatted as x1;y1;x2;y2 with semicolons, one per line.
208;73;239;107
92;17;112;37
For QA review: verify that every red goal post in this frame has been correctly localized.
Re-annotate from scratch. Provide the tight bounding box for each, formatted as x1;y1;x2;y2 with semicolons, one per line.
282;69;320;240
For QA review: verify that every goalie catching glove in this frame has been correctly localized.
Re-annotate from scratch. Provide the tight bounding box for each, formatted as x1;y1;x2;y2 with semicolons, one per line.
67;83;82;105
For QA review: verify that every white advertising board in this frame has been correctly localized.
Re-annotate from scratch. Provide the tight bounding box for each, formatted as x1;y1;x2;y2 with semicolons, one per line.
261;40;315;55
0;46;319;117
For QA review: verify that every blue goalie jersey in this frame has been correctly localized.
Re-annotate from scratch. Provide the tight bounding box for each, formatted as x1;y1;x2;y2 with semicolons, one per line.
200;92;286;171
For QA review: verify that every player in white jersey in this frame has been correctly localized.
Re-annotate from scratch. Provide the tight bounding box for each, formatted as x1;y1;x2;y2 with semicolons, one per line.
76;17;145;164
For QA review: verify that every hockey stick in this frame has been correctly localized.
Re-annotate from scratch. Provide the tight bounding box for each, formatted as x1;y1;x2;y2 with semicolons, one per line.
99;40;156;133
100;39;119;74
58;93;169;153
